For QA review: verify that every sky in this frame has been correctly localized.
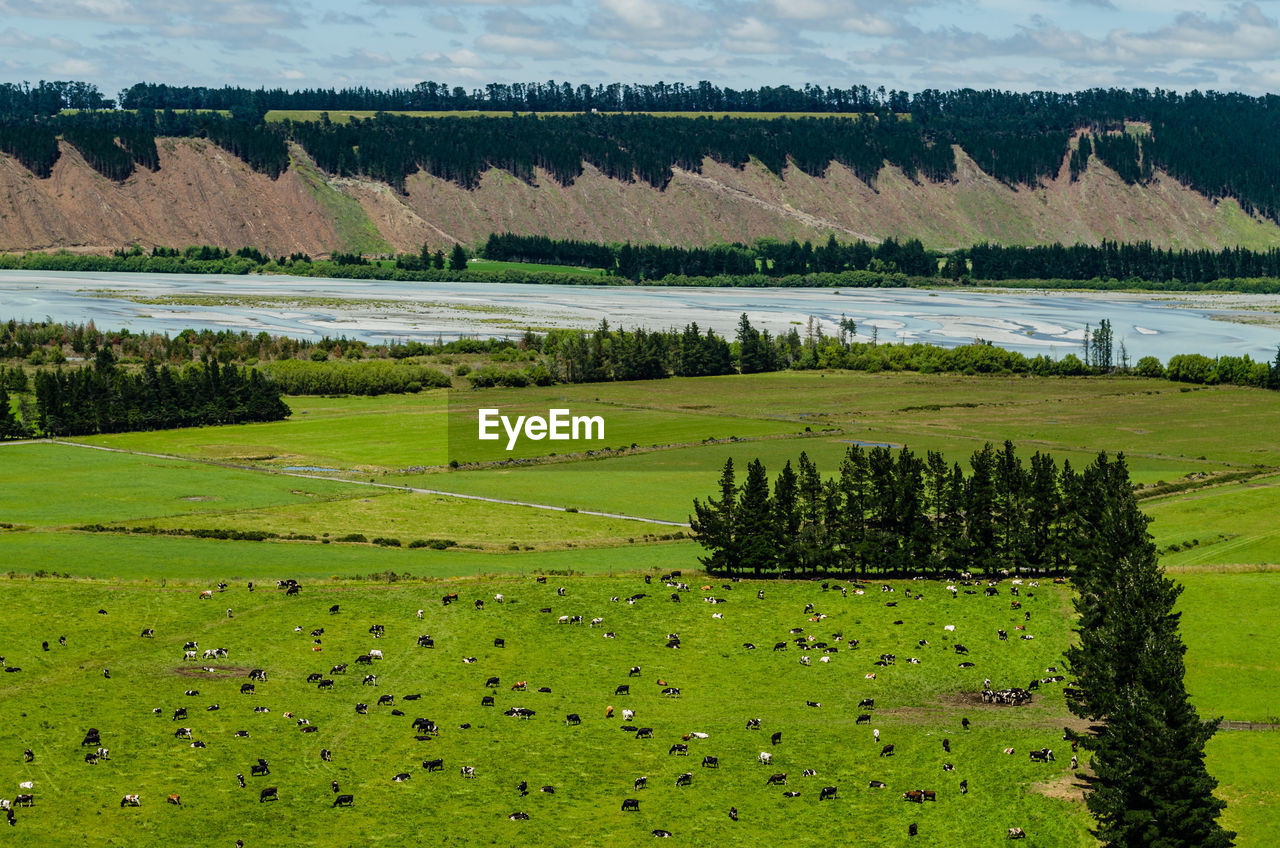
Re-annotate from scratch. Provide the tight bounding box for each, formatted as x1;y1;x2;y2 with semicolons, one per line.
1;0;1279;99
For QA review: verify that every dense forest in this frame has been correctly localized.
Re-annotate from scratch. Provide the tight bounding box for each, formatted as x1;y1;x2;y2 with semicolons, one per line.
2;80;1280;220
30;348;289;436
692;441;1089;578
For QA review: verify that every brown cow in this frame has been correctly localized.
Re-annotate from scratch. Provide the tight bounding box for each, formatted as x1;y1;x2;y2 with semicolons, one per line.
167;794;181;806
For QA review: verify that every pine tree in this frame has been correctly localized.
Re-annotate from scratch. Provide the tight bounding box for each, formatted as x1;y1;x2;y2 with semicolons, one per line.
0;385;24;439
690;458;738;576
449;244;468;271
1065;453;1234;848
736;459;775;577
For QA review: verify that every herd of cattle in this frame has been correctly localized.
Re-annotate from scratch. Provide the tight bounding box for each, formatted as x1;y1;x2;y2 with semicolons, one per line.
0;571;1077;842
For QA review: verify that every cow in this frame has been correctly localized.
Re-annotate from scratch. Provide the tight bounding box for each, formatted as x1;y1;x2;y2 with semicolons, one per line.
859;698;875;709
669;744;688;756
615;684;630;696
773;642;788;651
765;773;787;786
771;731;782;746
417;636;434;648
355;703;368;715
880;744;895;757
355;654;373;665
746;718;761;730
701;756;718;769
481;696;495;707
909;823;919;837
369;650;383;661
167;794;181;806
820;786;838;801
662;687;680;697
140;628;154;638
922;790;936;802
251;762;270;777
758;751;772;765
1029;748;1055;762
240;683;255;695
868;780;887;789
307;673;324;683
174;728;192;739
856;714;872;724
183;651;197;661
621;799;640;812
635;728;653;739
362;674;377;686
234;731;249;738
675;773;692;787
565;713;581;725
460;766;476;779
960;780;968;795
119;794;140;807
259;787;278;803
85;752;99;765
300;726;318;734
392;772;412;782
1008;827;1026;839
317;679;334;690
621;709;634;721
943;738;951;753
633;776;648;790
652;830;672;838
508;812;529;820
802;769;817;776
903;790;924;803
423;759;443;772
442;593;458;605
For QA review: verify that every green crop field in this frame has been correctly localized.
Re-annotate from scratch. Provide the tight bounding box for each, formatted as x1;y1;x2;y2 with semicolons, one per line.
3;368;1276;845
0;575;1092;848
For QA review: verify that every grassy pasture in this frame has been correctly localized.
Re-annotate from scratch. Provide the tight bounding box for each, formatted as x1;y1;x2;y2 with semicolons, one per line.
124;489;689;553
0;575;1091;848
0;531;701;582
1146;478;1280;568
1205;733;1280;847
0;443;362;528
1172;570;1280;723
465;259;606;277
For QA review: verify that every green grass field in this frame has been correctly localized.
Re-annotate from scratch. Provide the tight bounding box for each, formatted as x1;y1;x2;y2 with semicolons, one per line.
0;575;1092;848
3;368;1275;844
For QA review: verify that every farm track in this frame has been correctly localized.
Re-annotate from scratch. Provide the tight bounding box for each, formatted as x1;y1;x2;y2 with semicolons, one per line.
47;440;691;527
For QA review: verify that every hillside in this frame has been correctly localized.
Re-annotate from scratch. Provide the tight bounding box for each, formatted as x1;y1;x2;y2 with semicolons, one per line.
1;138;1277;256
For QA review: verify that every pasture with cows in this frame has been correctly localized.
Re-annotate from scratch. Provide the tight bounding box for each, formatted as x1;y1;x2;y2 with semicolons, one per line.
0;573;1092;846
1;369;1277;845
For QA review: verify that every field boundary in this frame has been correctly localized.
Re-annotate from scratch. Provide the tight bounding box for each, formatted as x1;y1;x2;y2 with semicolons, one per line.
1220;720;1280;732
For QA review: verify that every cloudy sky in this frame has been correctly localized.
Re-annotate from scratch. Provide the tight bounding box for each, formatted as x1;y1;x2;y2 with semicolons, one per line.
2;0;1279;98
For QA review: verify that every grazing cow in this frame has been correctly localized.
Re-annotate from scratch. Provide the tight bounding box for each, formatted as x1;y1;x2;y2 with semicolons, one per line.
653;830;672;837
167;794;180;806
959;662;976;669
880;744;895;757
259;787;278;803
251;762;269;777
22;750;32;763
857;714;872;724
943;738;951;753
773;642;788;651
199;590;212;600
662;687;680;697
1008;827;1026;839
783;791;801;797
393;772;411;782
183;651;197;661
771;731;782;746
120;794;140;807
174;728;192;739
191;741;207;749
621;798;640;811
746;718;761;730
859;698;875;709
240;684;255;695
1029;748;1055;762
355;655;373;665
675;773;692;787
481;696;495;707
820;786;838;801
566;714;581;725
424;759;443;772
669;744;688;756
635;728;653;739
511;681;527;692
362;674;377;686
806;701;821;708
234;731;249;739
615;684;630;696
758;752;772;765
508;812;529;820
460;766;476;779
922;790;936;802
1003;748;1016;755
140;628;154;638
184;690;199;697
909;823;918;837
301;726;318;734
766;773;787;786
307;673;324;683
355;703;368;715
622;709;634;721
417;636;434;648
802;769;816;777
943;763;954;771
701;756;718;768
85;752;98;765
962;718;971;730
368;650;383;661
377;694;395;706
868;780;886;789
903;790;924;803
960;780;968;794
317;679;334;690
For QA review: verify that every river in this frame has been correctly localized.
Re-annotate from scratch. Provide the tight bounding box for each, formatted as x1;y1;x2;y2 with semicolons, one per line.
3;270;1280;361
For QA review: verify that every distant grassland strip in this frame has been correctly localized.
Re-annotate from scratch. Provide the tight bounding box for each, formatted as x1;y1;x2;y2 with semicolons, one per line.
288;144;391;255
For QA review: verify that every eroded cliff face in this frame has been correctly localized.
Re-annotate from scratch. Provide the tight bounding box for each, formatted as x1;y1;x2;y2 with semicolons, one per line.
1;138;1276;257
